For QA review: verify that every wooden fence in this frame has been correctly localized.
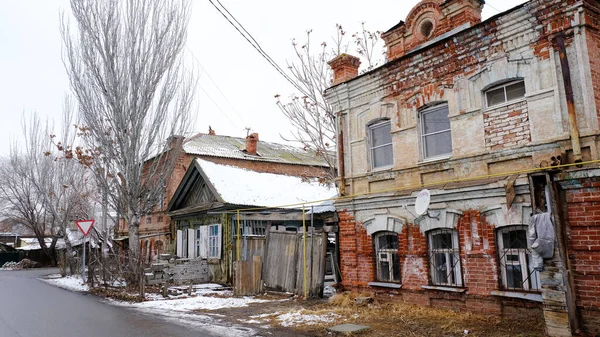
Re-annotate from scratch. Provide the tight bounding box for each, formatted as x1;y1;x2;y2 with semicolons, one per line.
262;230;327;297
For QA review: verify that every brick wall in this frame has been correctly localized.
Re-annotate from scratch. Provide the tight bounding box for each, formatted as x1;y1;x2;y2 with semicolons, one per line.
483;100;531;151
564;176;600;334
336;209;541;317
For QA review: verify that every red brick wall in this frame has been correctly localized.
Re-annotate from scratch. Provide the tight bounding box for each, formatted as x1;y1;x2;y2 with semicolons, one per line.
382;0;484;61
336;209;541;317
379;0;580;115
564;177;600;334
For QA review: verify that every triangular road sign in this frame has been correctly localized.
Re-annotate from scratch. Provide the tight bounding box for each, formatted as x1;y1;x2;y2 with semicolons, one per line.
76;220;95;236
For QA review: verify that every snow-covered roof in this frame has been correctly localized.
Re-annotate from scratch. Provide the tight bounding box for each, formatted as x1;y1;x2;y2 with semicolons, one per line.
196;158;336;208
183;134;329;167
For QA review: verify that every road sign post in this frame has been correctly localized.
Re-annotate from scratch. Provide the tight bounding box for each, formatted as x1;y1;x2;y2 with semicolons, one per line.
75;220;95;283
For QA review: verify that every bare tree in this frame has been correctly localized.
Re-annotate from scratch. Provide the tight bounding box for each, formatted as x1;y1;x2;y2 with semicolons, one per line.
40;103;98;275
0;151;56;265
276;24;383;180
61;0;195;284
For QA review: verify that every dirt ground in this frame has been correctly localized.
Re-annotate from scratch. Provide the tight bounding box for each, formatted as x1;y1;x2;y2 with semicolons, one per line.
197;292;548;337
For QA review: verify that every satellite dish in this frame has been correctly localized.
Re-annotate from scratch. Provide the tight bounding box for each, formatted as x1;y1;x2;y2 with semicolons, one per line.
415;189;431;216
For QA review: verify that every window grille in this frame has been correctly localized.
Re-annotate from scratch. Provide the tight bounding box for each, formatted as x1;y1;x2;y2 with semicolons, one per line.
497;225;541;291
428;228;462;287
374;232;401;282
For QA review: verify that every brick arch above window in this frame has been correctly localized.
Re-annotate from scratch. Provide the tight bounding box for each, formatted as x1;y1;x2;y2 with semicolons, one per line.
363;215;406;236
481;203;532;228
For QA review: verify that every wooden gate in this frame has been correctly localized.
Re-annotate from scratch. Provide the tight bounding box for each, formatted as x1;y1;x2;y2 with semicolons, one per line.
262;230;327;297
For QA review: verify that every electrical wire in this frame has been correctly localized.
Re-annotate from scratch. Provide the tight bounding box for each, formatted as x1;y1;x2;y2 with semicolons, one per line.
207;0;312;99
186;46;249;128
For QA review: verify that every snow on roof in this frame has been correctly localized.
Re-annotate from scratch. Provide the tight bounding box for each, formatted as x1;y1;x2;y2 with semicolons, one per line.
196;158;336;208
184;134;329;167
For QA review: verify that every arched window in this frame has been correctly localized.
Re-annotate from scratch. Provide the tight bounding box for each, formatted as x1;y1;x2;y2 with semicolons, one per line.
427;228;462;286
373;231;400;282
496;225;540;291
485;80;526;108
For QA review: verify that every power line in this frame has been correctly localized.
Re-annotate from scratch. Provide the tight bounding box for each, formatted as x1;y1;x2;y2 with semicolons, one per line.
196;67;242;131
207;0;312;99
485;0;503;14
186;46;249;127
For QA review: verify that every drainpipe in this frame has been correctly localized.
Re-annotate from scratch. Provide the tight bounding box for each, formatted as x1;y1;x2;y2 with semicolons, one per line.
337;109;346;196
555;35;583;164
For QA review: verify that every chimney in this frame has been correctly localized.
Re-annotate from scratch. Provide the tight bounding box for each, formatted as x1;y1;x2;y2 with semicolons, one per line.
328;54;361;86
208;126;215;135
245;133;259;155
167;135;184;150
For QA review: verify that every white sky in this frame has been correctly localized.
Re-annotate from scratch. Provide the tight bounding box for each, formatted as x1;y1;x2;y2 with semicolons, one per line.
0;0;527;156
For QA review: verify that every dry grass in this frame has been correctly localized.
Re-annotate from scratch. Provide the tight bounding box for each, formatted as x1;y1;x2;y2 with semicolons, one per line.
272;292;547;337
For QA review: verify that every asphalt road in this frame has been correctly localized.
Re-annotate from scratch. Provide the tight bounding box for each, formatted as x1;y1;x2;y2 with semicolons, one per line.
0;268;248;337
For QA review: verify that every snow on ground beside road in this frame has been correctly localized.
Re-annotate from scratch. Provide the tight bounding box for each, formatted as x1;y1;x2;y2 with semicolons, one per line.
41;274;89;292
277;309;341;327
118;292;270;312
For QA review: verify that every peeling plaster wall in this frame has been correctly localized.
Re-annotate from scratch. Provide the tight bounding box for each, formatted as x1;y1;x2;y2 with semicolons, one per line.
325;0;600;335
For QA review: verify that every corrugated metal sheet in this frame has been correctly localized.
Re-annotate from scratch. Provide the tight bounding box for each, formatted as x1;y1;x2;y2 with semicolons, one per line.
183;134;328;166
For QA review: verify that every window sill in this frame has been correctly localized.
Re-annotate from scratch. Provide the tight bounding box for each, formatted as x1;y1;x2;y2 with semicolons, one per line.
490;290;542;302
368;282;402;289
418;155;452;166
422;285;466;293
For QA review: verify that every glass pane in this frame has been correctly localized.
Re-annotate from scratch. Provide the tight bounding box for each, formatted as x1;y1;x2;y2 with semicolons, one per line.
371;123;392;147
392;253;401;281
196;229;201;239
379;261;390;281
506;82;526;101
373;145;393;167
378;234;398;250
432;231;453;249
506;265;523;289
486;87;506;107
503;229;527;249
506;254;520;262
422;106;450;134
433;253;448;284
424;131;452;158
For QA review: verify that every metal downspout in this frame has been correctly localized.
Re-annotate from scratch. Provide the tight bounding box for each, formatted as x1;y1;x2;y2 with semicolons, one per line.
337;110;346;196
555;35;583;164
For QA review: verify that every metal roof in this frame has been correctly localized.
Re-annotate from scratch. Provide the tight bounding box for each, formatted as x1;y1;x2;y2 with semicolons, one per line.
183;134;329;167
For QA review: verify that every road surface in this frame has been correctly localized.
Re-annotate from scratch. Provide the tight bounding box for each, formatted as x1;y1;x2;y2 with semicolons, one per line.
0;268;254;337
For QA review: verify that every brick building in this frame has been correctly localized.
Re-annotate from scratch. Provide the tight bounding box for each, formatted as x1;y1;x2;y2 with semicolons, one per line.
165;132;334;284
324;0;600;335
119;130;333;269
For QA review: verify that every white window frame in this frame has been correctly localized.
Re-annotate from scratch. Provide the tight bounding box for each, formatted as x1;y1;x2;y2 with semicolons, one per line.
428;228;462;287
497;226;541;292
484;80;526;108
419;104;452;160
208;224;221;258
368;119;393;170
374;231;401;283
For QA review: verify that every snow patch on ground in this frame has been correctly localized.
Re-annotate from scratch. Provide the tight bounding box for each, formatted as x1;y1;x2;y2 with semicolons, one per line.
277;309;341;327
41;274;89;292
116;293;269;312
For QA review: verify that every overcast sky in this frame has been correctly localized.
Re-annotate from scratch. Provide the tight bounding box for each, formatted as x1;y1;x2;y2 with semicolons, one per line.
0;0;527;156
